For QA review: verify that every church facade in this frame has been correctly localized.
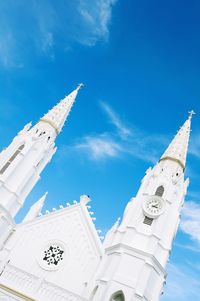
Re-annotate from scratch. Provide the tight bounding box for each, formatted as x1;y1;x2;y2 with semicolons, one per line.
0;85;193;301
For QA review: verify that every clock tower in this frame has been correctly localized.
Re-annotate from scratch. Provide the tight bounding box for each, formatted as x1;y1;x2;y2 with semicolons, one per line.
89;112;193;301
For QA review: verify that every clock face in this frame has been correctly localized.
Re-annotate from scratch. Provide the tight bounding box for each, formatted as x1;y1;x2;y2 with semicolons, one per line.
143;196;165;218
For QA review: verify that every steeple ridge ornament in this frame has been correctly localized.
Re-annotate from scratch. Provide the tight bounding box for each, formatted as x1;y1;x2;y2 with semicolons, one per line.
159;112;194;171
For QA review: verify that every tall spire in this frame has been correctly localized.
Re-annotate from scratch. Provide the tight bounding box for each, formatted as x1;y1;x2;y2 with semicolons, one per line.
159;111;195;170
39;83;83;134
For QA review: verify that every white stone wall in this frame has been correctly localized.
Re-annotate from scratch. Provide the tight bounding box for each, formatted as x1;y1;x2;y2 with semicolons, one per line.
0;201;103;301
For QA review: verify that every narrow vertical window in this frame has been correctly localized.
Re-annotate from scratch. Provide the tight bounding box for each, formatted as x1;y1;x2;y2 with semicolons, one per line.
155;185;164;197
18;145;25;151
0;144;25;174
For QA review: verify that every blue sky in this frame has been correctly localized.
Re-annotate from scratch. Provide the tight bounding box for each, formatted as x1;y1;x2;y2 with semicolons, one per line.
0;1;200;300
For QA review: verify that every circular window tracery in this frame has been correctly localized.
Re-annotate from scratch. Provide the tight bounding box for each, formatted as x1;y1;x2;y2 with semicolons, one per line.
43;244;64;266
37;240;66;271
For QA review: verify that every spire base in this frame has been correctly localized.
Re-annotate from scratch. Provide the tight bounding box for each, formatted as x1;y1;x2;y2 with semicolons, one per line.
159;156;185;171
39;119;59;134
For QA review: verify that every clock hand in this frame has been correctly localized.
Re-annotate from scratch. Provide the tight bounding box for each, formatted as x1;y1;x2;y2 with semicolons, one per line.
152;205;158;208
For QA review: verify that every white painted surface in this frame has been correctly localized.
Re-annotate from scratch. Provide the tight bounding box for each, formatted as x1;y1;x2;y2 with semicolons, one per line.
0;94;192;301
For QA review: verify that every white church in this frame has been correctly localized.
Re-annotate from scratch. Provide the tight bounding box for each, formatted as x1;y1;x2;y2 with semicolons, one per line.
0;84;193;301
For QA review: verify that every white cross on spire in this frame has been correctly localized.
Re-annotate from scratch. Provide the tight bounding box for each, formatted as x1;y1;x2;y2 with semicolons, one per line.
188;110;196;119
77;83;84;91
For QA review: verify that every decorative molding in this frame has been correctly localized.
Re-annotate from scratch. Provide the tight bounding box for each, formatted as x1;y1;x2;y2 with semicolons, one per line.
0;283;35;301
39;119;59;134
159;156;184;170
105;243;166;276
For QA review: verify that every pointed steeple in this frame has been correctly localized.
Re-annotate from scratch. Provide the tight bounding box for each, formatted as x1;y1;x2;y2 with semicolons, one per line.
40;83;83;134
159;111;195;170
23;192;48;223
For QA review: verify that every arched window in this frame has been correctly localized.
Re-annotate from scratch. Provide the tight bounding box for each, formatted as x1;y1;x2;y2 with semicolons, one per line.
110;291;125;301
155;185;164;197
0;144;25;174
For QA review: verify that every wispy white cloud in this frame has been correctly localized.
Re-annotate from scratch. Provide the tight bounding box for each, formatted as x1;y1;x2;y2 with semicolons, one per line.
180;200;200;242
162;263;200;300
78;0;117;46
74;102;168;162
187;189;200;199
0;0;117;69
76;106;200;165
189;132;200;159
100;101;132;139
75;134;122;160
186;260;200;272
0;1;55;68
174;241;200;253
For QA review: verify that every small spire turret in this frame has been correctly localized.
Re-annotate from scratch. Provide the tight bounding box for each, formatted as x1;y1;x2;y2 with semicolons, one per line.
23;192;48;223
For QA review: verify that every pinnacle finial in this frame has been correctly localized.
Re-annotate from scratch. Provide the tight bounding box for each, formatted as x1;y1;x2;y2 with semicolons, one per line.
23;192;48;222
77;83;84;91
188;110;196;120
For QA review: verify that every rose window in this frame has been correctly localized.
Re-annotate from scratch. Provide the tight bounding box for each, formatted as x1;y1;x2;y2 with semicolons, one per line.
43;244;64;266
